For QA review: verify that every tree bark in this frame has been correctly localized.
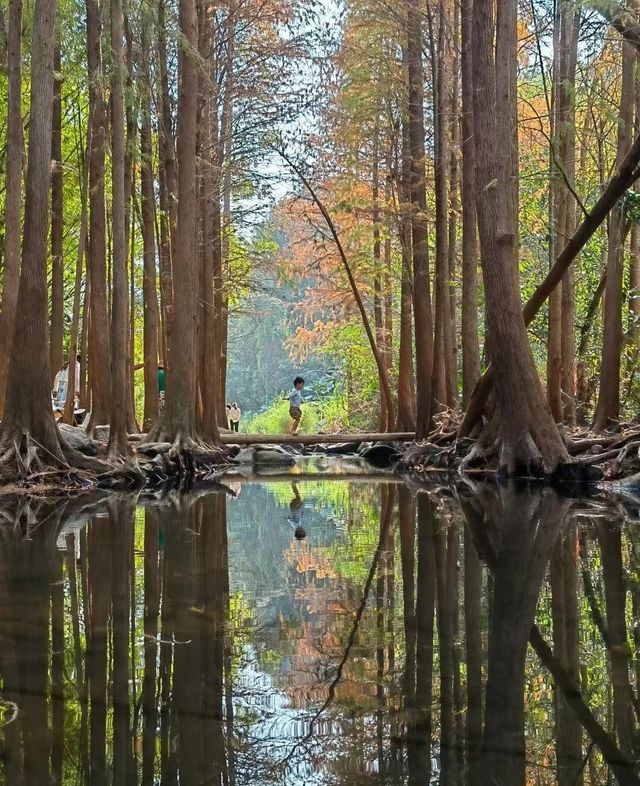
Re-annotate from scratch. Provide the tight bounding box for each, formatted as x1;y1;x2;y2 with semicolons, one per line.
471;0;569;475
0;0;62;461
429;2;450;416
407;0;434;438
50;44;64;383
0;0;23;418
140;8;159;430
460;0;479;407
396;106;416;431
147;0;200;445
108;0;132;458
594;38;635;430
86;0;112;429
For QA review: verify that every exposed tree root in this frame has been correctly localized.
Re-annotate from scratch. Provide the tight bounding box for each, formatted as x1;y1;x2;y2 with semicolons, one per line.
401;413;640;484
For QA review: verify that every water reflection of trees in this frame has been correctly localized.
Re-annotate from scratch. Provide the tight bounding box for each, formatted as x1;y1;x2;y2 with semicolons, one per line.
1;484;640;784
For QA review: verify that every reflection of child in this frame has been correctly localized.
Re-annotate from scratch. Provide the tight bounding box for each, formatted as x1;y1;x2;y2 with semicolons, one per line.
288;483;305;539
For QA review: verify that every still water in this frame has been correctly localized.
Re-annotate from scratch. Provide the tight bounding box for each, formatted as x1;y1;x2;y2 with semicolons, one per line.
0;463;640;785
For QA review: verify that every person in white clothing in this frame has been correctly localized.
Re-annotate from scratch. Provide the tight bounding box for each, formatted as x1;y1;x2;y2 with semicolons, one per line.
52;355;81;413
228;402;241;432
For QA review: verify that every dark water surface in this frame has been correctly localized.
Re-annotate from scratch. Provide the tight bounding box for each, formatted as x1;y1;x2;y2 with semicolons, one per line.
1;463;640;785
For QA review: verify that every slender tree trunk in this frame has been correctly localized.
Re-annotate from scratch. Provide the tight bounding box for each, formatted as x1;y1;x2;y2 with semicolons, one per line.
460;0;479;406
560;5;579;424
396;110;416;430
372;122;387;431
86;0;112;429
446;3;460;409
140;10;159;430
197;0;220;443
429;2;450;416
407;0;434;438
0;0;23;418
157;0;177;307
594;38;635;430
50;44;64;383
108;0;131;457
62;140;89;426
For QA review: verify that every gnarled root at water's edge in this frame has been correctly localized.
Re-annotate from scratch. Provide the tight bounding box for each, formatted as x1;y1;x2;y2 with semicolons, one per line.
0;428;110;492
399;412;640;484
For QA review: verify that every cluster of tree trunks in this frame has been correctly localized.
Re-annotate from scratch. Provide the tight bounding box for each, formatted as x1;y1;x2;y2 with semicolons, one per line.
0;0;239;476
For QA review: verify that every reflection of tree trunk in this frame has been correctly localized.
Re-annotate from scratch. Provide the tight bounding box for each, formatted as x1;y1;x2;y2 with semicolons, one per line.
13;533;56;785
376;487;387;772
463;525;483;785
88;517;112;786
434;507;455;785
65;534;89;780
50;550;64;786
597;521;639;754
201;494;228;783
143;510;160;786
162;501;204;782
0;533;25;786
408;494;435;785
551;526;583;785
111;501;134;785
399;487;416;721
159;529;176;786
466;487;567;786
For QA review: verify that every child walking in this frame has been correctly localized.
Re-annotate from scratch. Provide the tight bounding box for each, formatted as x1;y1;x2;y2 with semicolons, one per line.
289;376;305;434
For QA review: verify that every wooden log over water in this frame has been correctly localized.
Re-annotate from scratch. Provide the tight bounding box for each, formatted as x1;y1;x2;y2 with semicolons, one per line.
219;432;416;446
220;472;403;484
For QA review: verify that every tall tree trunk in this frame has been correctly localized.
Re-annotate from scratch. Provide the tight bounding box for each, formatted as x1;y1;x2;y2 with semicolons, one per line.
559;7;579;426
446;3;460;410
594;38;635;430
372;121;387;431
471;0;569;475
218;3;235;425
0;0;23;418
197;0;220;443
407;0;434;438
460;0;479;406
50;44;64;382
140;8;159;430
147;0;200;445
429;2;450;416
86;0;112;429
0;0;63;462
157;0;177;337
62;139;89;426
396;100;416;431
108;0;131;457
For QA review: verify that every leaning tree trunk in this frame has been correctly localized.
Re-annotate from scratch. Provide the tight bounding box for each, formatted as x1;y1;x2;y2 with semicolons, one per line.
472;0;569;476
0;0;63;464
0;0;23;418
146;0;200;446
107;0;131;458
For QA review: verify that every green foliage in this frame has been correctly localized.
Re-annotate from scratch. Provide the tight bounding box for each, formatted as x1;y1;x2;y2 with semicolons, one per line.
243;389;349;434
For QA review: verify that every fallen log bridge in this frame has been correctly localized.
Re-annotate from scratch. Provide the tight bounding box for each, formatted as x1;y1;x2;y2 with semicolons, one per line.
219;432;415;446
